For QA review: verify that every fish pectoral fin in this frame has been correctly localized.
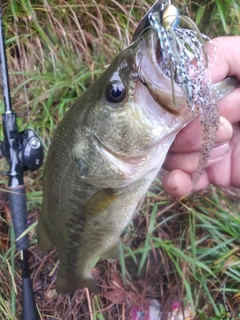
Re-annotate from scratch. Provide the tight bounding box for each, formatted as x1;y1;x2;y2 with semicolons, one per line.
83;189;118;216
37;215;54;252
56;271;99;294
101;241;120;261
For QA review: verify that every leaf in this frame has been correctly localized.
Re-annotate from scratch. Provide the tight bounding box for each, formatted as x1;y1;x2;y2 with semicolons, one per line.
195;6;205;26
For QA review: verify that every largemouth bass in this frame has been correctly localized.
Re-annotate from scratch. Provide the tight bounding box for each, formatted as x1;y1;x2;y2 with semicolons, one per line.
37;7;237;293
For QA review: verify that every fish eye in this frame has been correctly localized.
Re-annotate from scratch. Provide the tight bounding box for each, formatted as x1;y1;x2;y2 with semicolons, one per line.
105;82;126;103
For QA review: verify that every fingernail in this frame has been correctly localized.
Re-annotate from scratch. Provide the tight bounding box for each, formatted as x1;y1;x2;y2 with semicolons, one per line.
166;174;179;191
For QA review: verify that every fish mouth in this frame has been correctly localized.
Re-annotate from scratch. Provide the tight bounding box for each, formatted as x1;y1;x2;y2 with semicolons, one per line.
138;29;168;80
138;31;163;82
155;34;163;67
136;28;187;116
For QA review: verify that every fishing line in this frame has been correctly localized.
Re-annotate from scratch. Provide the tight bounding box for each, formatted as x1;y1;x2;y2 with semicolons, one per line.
11;0;30;119
125;0;136;46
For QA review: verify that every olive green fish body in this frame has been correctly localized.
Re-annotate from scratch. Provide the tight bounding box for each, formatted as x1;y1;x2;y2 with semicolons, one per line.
40;165;159;293
38;96;161;292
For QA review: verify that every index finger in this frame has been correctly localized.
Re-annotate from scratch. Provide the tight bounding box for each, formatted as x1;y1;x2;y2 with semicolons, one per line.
207;36;240;82
169;116;232;153
207;37;240;124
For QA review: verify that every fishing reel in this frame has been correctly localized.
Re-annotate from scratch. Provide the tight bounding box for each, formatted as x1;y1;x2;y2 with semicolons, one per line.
0;125;44;173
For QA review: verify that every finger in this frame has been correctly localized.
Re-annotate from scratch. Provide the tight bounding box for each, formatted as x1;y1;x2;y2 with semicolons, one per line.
192;171;211;192
164;143;229;172
206;151;231;187
168;119;201;153
207;37;240;125
169;116;232;153
162;170;210;197
162;170;192;197
206;37;240;82
218;88;240;124
230;124;240;187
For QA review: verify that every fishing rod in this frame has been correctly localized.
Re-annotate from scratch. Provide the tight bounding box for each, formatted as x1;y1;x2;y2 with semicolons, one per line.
0;6;43;320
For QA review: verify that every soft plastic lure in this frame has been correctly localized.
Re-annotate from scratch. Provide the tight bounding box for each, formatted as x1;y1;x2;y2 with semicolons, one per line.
149;6;220;184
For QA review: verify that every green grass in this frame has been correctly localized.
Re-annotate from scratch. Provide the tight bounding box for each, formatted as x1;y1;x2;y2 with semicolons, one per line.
120;184;240;319
0;0;240;319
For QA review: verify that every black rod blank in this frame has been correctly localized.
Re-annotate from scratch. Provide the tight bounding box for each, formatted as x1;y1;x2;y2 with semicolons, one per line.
0;7;12;113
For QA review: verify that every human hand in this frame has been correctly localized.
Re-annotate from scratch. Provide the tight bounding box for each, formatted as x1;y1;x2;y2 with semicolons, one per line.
162;36;240;197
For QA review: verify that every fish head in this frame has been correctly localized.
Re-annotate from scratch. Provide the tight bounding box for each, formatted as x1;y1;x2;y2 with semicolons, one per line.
83;27;191;152
73;28;192;187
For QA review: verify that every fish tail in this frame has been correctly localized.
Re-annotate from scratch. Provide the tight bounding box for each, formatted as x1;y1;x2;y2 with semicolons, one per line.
55;271;99;294
37;215;54;252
